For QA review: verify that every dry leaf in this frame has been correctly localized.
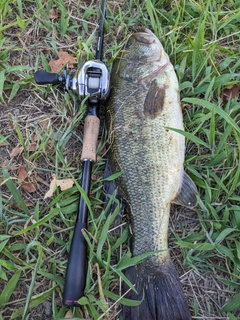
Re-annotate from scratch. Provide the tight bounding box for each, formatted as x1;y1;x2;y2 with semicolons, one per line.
44;174;74;198
22;183;36;193
58;51;76;65
18;165;36;193
35;172;49;187
221;84;240;101
49;8;59;19
57;178;74;191
64;310;73;318
0;142;9;147
10;146;24;157
26;142;37;151
18;165;28;181
49;50;77;73
44;175;57;199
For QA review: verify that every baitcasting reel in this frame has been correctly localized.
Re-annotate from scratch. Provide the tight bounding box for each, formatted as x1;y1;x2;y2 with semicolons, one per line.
34;60;110;101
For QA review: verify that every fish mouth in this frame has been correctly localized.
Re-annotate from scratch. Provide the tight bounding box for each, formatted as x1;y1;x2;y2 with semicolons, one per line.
132;28;158;44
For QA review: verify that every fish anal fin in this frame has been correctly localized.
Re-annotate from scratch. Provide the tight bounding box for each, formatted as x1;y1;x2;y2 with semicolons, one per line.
173;171;198;208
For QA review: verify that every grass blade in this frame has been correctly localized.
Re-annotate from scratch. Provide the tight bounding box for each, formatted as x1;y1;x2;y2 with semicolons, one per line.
2;167;30;216
219;293;240;313
11;286;57;319
22;244;43;320
0;71;5;101
166;127;209;149
13;208;60;235
183;98;240;133
192;20;205;81
0;270;22;307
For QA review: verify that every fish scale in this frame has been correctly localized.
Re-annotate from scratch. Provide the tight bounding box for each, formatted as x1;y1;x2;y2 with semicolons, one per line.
105;28;197;320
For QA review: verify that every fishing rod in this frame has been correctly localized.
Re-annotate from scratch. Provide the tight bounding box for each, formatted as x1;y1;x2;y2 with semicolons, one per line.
34;0;109;306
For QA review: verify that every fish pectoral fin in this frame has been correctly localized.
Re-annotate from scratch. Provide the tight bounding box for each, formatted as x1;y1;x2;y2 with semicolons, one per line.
103;158;118;196
103;158;119;212
173;171;198;208
144;79;166;119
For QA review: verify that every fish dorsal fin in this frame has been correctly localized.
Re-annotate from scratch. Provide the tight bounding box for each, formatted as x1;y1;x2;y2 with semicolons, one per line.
173;171;198;208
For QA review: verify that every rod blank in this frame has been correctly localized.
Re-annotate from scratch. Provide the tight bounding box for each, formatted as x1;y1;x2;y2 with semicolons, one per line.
62;222;87;306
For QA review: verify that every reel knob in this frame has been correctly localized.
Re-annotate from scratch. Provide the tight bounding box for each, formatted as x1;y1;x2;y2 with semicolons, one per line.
34;70;62;85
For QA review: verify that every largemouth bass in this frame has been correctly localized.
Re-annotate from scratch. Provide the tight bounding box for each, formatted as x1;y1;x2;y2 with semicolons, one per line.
105;28;197;320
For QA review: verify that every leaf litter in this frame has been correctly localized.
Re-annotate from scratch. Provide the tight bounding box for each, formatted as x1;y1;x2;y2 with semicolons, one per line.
44;174;74;198
18;165;36;193
221;83;240;101
49;8;59;20
10;146;24;157
49;51;77;73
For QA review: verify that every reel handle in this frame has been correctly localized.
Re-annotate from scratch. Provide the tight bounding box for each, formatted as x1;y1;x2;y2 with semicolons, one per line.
34;70;62;85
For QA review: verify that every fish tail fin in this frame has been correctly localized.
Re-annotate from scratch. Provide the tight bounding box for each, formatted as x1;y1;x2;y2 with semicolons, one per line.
122;260;191;320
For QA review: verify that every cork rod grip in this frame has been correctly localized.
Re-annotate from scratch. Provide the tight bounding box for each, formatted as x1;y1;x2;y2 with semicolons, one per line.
81;116;100;162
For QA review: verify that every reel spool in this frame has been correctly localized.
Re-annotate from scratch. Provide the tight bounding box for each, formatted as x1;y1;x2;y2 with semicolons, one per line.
74;60;110;101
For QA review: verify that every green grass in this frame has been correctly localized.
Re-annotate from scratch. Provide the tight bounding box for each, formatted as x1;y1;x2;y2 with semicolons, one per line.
0;0;240;319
